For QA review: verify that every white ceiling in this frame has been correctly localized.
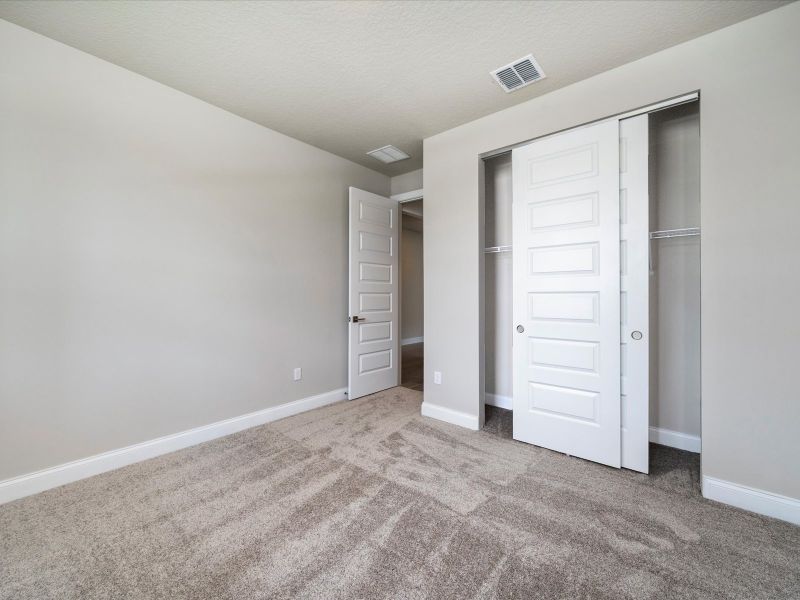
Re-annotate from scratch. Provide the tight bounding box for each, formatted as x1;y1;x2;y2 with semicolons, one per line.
0;1;788;175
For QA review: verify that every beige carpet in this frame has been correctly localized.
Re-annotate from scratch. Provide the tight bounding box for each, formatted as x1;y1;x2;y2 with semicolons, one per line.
1;387;798;599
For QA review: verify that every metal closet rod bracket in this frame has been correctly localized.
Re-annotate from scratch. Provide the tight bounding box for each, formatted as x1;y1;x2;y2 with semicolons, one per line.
484;245;512;253
649;227;700;239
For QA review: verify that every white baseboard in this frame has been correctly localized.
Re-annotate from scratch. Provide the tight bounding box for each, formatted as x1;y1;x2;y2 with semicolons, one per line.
485;393;512;410
421;402;479;431
703;476;800;526
401;336;424;346
649;426;701;453
0;388;347;506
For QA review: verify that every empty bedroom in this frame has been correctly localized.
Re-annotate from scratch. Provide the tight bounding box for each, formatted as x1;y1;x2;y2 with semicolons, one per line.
1;2;798;598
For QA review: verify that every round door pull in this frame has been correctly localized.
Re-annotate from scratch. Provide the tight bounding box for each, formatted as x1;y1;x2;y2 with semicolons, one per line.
631;330;643;340
516;325;525;333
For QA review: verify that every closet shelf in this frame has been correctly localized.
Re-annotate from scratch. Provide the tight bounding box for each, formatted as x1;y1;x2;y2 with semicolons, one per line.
650;227;700;239
484;245;512;253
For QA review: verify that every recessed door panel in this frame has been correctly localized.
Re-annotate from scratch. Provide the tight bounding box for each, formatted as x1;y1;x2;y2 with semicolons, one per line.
528;143;598;187
529;383;598;422
529;243;598;276
530;338;599;373
360;200;393;228
360;231;392;255
359;321;392;344
360;292;392;313
528;292;599;323
359;349;392;374
528;193;598;231
360;262;392;283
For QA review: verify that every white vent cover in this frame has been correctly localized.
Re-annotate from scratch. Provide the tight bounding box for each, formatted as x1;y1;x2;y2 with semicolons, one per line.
490;54;546;93
366;145;410;164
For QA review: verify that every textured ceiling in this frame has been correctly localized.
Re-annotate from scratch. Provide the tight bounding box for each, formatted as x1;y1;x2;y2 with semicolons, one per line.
0;1;788;175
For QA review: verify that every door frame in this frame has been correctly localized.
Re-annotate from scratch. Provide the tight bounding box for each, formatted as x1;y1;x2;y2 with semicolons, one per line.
478;91;700;468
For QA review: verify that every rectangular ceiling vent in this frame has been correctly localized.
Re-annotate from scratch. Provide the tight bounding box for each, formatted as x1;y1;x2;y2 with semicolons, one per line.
491;54;546;93
367;145;410;164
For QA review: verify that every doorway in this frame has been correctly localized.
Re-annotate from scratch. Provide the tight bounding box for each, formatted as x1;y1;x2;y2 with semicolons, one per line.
347;187;423;400
400;199;424;391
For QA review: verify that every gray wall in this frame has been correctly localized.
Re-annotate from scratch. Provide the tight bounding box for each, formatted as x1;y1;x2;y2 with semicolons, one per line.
423;4;800;499
390;169;423;196
0;20;389;480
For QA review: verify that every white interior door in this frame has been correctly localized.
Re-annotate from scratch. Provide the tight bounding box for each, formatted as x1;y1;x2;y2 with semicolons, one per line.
619;115;650;473
348;187;400;399
512;119;621;467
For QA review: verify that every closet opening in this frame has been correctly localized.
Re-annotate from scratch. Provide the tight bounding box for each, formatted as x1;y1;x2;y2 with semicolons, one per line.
647;101;701;478
399;199;424;392
481;98;701;482
483;153;514;437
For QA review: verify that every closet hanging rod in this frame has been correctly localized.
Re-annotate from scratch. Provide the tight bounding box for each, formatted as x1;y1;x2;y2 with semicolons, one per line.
484;245;512;253
649;227;700;239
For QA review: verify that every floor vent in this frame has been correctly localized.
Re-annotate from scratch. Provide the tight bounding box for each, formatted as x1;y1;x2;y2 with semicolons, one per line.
491;54;546;93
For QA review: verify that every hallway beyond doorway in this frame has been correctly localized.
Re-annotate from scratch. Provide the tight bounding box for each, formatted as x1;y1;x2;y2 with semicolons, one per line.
401;342;423;391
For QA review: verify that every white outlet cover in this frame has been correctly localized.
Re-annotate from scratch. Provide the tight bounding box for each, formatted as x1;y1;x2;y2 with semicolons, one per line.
433;371;442;385
293;367;302;381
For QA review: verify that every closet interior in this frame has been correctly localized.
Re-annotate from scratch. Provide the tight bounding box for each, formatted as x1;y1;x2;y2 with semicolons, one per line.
482;100;701;466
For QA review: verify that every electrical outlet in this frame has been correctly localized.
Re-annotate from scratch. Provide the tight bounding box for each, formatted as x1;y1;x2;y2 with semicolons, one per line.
293;367;302;381
433;371;442;385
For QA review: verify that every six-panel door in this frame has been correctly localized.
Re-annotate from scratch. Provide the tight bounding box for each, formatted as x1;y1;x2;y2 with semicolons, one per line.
511;120;622;468
348;187;400;399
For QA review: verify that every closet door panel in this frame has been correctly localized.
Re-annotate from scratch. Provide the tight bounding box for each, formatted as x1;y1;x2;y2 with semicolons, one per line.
512;120;621;468
619;115;650;473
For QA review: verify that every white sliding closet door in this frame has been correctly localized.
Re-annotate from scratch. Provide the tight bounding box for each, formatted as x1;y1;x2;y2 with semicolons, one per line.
619;115;650;473
512;120;621;468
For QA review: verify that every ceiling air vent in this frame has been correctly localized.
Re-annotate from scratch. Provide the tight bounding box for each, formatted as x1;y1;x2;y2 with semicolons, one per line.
366;145;410;164
491;54;546;93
